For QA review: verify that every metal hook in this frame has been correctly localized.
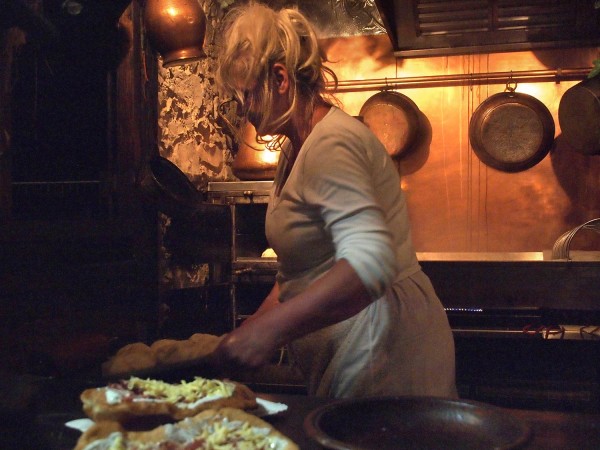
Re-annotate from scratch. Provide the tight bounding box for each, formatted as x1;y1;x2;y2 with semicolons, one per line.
505;71;518;93
382;77;391;92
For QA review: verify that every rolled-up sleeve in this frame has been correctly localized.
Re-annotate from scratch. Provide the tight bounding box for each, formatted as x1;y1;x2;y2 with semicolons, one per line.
301;133;397;299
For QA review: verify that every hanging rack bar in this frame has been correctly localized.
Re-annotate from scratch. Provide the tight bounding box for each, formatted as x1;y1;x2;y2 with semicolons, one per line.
326;67;591;93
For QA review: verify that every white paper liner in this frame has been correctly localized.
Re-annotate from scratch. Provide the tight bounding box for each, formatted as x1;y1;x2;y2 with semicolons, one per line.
65;418;95;433
253;397;288;416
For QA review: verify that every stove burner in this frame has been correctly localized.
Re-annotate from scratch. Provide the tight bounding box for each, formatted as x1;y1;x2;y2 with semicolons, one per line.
522;324;565;339
445;307;600;340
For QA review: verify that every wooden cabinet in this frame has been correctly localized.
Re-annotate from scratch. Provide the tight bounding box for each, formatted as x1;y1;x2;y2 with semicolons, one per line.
0;2;160;375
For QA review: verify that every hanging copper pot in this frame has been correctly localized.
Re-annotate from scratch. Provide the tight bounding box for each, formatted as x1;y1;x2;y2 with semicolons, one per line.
469;83;555;172
232;122;281;180
359;90;422;159
558;76;600;156
143;0;206;67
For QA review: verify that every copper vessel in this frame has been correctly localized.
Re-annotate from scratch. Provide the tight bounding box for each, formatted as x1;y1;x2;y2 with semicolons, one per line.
359;91;422;159
143;0;206;67
469;88;555;172
232;123;281;180
558;76;600;155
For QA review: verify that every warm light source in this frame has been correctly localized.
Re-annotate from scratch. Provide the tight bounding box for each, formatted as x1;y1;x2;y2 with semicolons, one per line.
143;0;207;67
232;124;282;180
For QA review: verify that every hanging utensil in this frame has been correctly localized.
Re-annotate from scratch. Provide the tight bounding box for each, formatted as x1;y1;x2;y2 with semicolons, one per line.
469;79;555;172
143;0;207;67
359;90;422;159
558;75;600;155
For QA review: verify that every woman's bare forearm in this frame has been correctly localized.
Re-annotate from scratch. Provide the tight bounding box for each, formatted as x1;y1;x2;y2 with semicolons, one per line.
250;259;373;347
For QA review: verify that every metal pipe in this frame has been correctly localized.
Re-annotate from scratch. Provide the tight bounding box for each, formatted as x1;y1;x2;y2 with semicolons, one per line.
327;67;592;93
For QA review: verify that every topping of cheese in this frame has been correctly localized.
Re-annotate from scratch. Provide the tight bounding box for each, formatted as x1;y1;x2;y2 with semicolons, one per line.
126;376;234;403
83;414;290;450
105;376;235;407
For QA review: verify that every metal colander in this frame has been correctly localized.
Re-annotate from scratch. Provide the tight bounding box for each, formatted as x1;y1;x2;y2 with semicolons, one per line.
551;218;600;260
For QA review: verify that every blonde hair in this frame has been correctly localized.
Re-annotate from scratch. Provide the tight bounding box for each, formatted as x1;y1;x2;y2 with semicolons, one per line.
215;2;337;136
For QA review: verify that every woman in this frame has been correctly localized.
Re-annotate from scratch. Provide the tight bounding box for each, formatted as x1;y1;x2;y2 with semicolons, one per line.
213;2;457;399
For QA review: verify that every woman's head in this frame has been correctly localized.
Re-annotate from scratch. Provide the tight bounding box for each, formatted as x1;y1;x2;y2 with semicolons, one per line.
215;2;336;136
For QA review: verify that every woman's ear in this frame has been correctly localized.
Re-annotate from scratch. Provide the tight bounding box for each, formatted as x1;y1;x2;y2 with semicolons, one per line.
272;63;289;94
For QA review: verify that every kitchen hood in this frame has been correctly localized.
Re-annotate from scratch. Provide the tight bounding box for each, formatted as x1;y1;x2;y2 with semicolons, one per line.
374;0;600;57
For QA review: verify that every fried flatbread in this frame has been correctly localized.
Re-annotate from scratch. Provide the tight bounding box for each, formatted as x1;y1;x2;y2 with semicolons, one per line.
80;376;257;423
101;342;158;376
74;407;299;450
149;339;183;365
102;333;224;377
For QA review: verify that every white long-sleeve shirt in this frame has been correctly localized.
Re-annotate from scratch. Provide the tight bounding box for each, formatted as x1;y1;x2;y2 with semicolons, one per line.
266;107;456;398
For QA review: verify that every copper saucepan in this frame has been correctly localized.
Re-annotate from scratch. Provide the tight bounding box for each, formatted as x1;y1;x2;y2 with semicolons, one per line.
359;90;422;159
558;75;600;156
469;82;555;172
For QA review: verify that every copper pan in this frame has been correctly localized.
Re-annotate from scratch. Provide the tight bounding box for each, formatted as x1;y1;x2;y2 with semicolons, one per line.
359;91;422;159
558;76;600;155
469;84;555;172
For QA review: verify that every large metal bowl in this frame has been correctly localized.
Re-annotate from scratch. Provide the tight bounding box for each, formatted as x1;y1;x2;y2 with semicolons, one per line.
303;396;531;450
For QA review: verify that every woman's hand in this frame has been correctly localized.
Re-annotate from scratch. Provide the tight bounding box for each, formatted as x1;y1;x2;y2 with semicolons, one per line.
211;260;373;375
212;319;279;373
210;283;281;375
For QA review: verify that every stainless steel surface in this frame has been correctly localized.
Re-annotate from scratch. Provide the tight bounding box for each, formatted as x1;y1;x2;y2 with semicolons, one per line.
208;181;273;196
207;184;273;329
304;396;531;450
552;218;600;260
452;324;600;340
444;305;600;341
417;252;544;261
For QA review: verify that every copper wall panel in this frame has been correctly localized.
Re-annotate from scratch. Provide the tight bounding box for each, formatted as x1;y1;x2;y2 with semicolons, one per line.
325;37;600;254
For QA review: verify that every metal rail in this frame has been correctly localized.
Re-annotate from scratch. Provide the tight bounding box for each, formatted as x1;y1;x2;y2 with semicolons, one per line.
327;67;592;92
